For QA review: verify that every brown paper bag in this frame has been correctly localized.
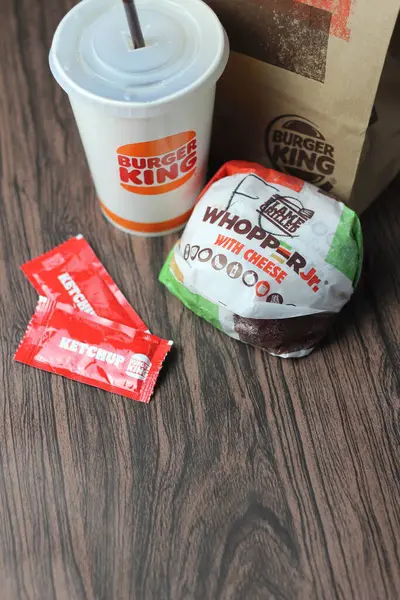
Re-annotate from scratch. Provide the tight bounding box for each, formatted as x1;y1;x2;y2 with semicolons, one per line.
206;0;400;213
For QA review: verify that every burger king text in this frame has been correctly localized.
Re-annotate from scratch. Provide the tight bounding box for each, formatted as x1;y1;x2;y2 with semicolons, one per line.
117;131;198;195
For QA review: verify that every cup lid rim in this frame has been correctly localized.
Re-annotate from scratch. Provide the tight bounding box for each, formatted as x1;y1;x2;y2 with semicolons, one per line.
49;0;230;116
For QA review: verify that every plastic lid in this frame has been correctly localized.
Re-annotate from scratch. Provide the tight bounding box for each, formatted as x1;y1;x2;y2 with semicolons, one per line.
49;0;229;116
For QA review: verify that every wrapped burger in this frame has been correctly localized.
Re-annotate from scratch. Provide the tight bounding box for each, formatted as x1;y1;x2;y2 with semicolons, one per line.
160;161;363;358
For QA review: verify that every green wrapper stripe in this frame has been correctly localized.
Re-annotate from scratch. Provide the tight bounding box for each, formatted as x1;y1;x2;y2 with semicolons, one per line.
159;250;221;330
326;206;363;285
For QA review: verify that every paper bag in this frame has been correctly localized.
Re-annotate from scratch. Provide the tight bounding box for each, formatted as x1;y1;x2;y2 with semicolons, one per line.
206;0;400;213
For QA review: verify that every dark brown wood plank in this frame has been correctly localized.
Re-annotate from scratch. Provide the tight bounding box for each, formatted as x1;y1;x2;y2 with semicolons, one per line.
0;0;399;599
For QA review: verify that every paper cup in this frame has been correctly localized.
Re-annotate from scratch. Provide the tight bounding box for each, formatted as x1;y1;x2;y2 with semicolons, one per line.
49;0;229;237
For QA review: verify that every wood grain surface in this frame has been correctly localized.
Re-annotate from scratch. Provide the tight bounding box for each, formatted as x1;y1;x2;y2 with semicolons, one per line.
1;1;400;599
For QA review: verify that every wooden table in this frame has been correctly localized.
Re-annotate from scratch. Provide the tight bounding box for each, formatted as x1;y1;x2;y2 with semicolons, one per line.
1;1;399;598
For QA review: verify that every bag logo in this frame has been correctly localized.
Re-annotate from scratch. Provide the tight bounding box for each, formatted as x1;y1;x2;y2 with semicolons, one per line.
266;115;335;192
117;131;197;195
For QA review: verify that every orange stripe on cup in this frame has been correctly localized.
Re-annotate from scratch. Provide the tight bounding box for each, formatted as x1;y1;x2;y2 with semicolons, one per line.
100;201;193;234
117;131;198;195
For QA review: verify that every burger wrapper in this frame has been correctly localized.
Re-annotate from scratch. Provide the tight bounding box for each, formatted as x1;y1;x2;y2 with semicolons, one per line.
160;161;363;358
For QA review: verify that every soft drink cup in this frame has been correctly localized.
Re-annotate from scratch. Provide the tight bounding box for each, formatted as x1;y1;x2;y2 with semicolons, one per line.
49;0;229;236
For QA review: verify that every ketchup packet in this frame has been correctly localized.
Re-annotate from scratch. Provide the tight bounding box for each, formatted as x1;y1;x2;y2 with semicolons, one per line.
14;298;172;403
22;235;147;331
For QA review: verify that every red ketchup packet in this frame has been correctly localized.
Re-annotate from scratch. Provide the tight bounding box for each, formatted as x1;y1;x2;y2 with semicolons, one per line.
14;298;172;403
21;235;147;331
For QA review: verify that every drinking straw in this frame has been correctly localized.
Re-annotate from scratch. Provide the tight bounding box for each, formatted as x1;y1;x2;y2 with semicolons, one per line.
122;0;145;49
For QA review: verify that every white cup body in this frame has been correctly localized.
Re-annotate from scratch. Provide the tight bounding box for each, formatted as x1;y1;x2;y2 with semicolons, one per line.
69;85;216;236
49;0;229;237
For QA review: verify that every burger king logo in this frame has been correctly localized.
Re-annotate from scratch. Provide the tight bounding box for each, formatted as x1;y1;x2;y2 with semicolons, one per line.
117;131;197;195
266;115;335;192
